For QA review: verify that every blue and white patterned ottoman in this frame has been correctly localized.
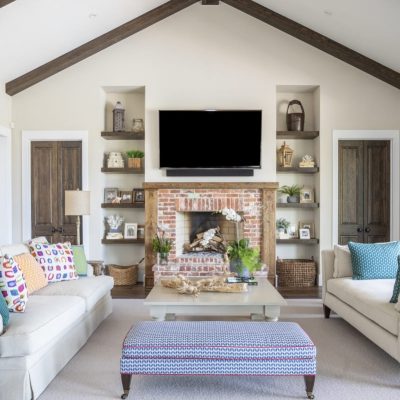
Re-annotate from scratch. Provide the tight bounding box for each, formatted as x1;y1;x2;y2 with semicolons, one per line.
120;321;316;399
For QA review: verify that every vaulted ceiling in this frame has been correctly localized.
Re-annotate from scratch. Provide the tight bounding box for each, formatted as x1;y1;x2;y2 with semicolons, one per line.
1;0;399;93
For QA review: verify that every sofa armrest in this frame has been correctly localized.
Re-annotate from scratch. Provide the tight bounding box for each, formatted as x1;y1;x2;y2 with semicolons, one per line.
321;250;335;300
0;314;3;335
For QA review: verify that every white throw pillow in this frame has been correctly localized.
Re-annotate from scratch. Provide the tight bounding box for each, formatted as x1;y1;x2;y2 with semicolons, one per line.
333;244;353;278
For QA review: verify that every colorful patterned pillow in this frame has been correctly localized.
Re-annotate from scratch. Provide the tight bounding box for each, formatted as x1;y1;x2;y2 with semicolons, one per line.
390;256;400;303
14;253;48;294
0;293;10;329
29;243;79;283
0;255;28;312
71;245;88;276
348;241;400;280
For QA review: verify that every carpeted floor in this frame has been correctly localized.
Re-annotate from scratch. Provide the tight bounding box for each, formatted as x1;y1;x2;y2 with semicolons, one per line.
38;299;400;400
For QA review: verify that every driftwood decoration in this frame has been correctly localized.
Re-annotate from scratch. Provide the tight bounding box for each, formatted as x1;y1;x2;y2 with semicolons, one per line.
184;226;227;253
161;274;248;296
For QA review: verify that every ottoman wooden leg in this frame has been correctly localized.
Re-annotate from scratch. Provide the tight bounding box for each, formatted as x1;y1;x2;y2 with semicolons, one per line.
121;374;132;399
323;305;331;319
304;375;315;399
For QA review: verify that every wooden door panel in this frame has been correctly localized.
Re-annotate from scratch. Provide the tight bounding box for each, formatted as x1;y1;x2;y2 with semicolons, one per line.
364;141;390;242
338;141;364;244
31;142;58;241
58;142;82;243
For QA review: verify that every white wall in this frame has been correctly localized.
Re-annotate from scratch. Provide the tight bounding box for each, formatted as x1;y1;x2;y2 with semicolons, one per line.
10;4;400;262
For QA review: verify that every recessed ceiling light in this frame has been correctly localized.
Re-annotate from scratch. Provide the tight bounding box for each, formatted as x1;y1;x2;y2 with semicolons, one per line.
88;13;97;19
323;10;333;16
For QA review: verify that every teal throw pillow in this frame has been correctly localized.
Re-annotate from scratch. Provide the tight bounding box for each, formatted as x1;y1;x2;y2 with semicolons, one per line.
348;241;400;280
390;256;400;303
0;293;10;328
71;245;88;276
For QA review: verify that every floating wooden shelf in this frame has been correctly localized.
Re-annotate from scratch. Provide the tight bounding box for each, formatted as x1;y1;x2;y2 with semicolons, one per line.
276;239;319;245
101;167;144;174
277;166;319;174
101;131;144;140
277;203;319;209
101;203;145;209
102;238;145;244
276;131;319;139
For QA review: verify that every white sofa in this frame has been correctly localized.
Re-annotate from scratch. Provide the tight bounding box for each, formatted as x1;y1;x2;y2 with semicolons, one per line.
322;249;400;362
0;242;114;400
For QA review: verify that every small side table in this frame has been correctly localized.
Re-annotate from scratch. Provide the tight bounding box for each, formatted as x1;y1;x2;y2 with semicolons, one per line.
87;260;105;276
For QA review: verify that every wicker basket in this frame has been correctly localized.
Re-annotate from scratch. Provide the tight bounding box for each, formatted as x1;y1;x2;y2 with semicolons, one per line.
276;258;316;287
107;264;138;286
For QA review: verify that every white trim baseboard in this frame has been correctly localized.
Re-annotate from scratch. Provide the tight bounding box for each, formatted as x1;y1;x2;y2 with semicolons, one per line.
22;131;90;254
0;126;12;244
332;130;400;245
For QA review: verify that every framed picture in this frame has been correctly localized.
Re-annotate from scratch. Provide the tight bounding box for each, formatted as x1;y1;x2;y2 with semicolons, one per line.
104;188;119;203
299;228;311;240
124;223;138;239
299;221;315;238
134;189;145;203
300;187;314;203
137;225;145;239
120;190;133;204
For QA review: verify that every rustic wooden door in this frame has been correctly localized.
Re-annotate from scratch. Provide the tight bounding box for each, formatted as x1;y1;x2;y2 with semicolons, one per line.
338;140;390;245
31;141;82;244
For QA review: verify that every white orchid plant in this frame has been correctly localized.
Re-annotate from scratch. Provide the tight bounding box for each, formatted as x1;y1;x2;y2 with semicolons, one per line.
218;207;246;223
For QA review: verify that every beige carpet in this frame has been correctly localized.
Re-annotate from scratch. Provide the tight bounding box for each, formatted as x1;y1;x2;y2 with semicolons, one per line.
38;299;400;400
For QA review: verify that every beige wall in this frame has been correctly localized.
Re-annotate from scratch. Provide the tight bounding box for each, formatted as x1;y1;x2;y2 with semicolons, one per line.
11;4;400;262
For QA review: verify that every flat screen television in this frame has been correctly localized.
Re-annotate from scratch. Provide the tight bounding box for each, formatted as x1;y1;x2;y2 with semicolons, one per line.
159;110;262;169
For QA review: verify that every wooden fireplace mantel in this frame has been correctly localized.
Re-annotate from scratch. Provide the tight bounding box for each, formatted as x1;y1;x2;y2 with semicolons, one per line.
143;182;278;291
143;182;279;190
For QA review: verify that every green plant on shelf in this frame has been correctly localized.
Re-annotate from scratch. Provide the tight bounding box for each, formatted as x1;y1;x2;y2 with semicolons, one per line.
126;150;144;159
278;184;301;203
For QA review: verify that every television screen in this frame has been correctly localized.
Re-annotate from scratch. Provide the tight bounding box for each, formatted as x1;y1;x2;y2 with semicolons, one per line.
159;110;262;169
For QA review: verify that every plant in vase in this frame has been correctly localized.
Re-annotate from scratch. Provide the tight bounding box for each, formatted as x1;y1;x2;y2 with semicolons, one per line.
126;150;144;169
152;226;173;265
227;239;262;278
278;184;301;203
276;217;290;239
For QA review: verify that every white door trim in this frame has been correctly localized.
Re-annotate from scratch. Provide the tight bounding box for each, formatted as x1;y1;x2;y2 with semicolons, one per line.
22;131;89;254
332;130;399;245
0;126;12;244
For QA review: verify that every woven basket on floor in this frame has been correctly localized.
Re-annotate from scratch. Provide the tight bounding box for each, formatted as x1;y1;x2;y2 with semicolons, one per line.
107;264;138;286
276;258;316;287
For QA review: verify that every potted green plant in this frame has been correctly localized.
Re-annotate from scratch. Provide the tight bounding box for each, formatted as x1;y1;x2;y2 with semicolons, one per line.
278;184;301;203
126;150;144;169
227;238;262;278
276;218;290;239
152;226;173;265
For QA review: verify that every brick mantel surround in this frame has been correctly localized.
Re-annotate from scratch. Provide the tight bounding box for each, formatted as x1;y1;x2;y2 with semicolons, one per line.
143;182;278;291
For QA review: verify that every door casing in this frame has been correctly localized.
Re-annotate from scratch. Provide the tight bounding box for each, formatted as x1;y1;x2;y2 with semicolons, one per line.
332;130;399;246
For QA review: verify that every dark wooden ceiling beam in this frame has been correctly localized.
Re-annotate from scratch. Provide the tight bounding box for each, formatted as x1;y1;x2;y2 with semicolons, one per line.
202;1;220;4
5;0;198;96
0;0;16;8
222;0;400;89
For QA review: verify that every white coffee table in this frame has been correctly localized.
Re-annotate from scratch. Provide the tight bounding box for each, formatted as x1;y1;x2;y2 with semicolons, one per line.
144;278;287;321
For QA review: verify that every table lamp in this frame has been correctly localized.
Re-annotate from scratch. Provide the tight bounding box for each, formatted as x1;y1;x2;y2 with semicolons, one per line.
65;189;90;245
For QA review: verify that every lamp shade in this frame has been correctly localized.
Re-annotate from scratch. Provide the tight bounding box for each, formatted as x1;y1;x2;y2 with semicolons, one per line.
65;190;91;216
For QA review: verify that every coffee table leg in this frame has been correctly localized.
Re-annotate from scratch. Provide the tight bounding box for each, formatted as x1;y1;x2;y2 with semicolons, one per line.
304;375;315;399
264;305;280;321
121;374;131;399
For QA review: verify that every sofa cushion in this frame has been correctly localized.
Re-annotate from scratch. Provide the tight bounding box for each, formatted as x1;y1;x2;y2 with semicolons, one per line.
0;255;28;312
29;242;78;283
0;295;85;357
390;257;400;303
333;244;352;278
0;294;9;329
33;276;114;311
14;253;48;294
348;241;400;280
0;243;30;258
327;277;399;335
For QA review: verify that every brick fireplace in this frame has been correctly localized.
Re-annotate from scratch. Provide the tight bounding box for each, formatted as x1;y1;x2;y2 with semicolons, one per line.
143;183;278;290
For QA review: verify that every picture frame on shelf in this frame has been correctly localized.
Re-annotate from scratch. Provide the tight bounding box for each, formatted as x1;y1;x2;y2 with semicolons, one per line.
298;221;315;238
288;224;298;238
137;225;145;239
300;187;314;203
120;190;133;204
134;189;145;203
124;223;138;239
299;228;311;240
104;188;119;203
